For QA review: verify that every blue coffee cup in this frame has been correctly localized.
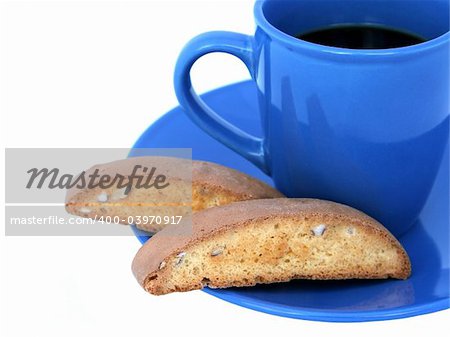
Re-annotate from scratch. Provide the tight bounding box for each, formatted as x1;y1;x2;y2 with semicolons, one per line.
174;0;449;236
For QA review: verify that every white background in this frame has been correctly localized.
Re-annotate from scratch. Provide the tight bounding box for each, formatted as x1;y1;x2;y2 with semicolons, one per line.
1;0;449;336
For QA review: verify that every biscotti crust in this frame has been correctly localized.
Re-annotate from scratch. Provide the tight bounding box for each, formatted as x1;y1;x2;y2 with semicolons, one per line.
65;157;283;232
132;198;411;295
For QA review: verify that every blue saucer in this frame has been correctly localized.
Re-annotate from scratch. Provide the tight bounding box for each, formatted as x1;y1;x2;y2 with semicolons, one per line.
132;80;449;322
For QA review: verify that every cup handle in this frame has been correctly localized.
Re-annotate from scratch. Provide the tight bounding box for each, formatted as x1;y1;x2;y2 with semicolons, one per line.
174;31;268;174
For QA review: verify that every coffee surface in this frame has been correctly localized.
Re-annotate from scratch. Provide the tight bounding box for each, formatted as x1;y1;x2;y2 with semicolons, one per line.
296;24;426;49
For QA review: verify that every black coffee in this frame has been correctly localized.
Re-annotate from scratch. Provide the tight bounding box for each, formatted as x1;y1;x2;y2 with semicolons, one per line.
296;24;426;49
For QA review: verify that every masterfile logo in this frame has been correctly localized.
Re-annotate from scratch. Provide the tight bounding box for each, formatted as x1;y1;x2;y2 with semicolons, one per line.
4;148;192;236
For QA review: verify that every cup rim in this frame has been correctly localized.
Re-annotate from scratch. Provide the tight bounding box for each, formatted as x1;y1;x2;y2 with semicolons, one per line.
254;0;450;57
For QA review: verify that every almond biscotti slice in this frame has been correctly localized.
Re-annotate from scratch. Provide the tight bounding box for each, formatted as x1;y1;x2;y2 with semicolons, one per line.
65;157;283;232
132;198;411;295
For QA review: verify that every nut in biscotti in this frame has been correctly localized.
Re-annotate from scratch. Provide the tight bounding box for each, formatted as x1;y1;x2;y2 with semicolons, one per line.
65;157;284;233
131;198;411;295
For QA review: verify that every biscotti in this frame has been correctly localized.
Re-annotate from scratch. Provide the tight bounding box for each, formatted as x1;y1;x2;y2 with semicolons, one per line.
65;157;283;232
132;198;411;295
